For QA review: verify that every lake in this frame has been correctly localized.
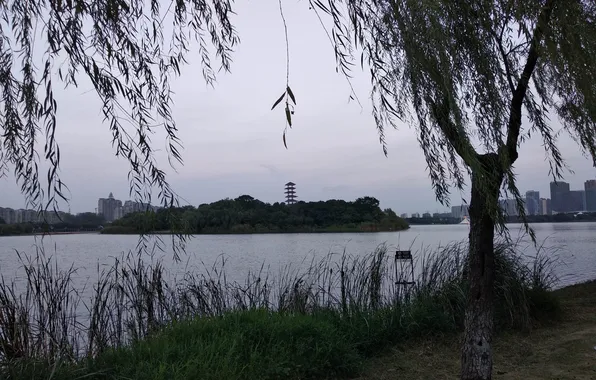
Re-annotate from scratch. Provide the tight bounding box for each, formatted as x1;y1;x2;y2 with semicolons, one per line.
1;222;595;288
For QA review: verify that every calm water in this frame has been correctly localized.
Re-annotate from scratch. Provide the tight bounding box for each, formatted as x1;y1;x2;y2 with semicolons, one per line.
0;223;595;288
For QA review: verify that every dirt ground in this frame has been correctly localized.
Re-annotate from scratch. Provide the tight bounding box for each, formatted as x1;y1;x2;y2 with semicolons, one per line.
361;281;596;380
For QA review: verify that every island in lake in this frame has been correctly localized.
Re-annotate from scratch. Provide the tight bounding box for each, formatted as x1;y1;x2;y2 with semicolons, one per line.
101;195;410;235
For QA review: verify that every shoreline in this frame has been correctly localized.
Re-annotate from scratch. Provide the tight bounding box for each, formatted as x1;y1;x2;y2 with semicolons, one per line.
99;227;411;236
0;231;101;237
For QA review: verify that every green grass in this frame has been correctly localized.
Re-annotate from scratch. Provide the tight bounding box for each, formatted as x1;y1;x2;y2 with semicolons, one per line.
83;311;362;380
8;289;561;380
361;280;596;380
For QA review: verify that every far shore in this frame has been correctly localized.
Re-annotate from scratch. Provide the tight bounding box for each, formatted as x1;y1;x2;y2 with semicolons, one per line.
99;227;411;236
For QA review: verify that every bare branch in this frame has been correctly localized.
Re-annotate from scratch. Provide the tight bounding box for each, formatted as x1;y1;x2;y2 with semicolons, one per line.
505;0;556;164
490;27;516;94
430;95;478;167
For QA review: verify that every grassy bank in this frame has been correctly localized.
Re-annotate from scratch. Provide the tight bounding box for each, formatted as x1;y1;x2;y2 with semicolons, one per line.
362;280;596;380
0;241;562;379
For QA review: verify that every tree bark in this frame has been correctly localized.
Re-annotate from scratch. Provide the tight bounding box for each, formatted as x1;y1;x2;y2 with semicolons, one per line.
461;153;503;380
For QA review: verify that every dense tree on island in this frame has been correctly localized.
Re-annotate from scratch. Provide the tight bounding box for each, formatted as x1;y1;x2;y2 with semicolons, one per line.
104;196;409;234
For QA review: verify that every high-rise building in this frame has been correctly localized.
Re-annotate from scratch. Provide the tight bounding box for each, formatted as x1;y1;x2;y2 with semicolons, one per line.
568;190;586;212
122;200;155;216
284;182;297;204
0;207;65;224
550;181;570;213
451;205;469;219
539;198;552;215
585;180;596;212
97;192;123;222
0;207;15;224
499;199;519;216
525;190;540;215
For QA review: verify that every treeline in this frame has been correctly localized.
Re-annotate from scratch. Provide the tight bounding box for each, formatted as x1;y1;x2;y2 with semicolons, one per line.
507;212;596;223
406;212;596;226
0;212;105;236
407;216;461;225
0;223;34;236
104;195;409;234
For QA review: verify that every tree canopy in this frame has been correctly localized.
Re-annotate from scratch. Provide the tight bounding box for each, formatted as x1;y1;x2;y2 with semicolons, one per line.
105;195;409;234
0;0;238;211
303;2;594;379
312;0;595;223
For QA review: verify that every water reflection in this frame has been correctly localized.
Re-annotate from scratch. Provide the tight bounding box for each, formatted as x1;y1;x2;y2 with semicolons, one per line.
0;222;594;289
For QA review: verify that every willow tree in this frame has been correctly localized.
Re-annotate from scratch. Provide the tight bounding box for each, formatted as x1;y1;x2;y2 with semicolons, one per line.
0;0;238;213
308;0;595;379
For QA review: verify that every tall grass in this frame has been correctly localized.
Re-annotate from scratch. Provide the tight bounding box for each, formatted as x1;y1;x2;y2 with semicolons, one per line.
0;239;560;379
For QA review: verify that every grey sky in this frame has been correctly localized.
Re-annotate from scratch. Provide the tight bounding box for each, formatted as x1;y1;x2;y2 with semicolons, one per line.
0;1;594;215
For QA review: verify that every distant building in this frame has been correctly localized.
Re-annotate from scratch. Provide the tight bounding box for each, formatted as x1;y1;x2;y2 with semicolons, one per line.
451;205;469;219
0;207;65;224
15;209;37;223
39;210;67;224
540;198;552;215
422;212;431;218
550;181;570;213
122;200;156;216
499;199;519;216
97;192;123;222
585;180;596;212
568;190;585;212
411;213;420;218
0;207;15;224
525;191;540;216
400;213;408;218
433;212;451;218
284;182;297;204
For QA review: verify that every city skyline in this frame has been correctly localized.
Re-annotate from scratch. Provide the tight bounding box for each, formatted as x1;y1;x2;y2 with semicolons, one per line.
0;207;68;225
406;177;596;219
3;174;596;218
0;193;160;224
4;175;596;222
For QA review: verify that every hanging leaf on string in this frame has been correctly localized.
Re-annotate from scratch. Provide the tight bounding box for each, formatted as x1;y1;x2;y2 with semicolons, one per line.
271;91;286;110
283;130;288;149
287;86;296;105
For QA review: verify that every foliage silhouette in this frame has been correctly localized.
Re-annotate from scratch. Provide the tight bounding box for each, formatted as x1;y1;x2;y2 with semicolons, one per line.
106;195;409;234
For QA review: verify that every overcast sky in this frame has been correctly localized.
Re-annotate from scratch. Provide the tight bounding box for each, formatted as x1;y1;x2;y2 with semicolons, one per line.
0;1;594;215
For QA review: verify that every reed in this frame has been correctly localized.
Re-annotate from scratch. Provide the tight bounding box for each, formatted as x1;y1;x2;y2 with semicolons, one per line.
0;239;560;379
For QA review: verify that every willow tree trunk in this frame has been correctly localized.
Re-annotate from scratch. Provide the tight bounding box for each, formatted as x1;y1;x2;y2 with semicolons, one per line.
461;153;503;380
